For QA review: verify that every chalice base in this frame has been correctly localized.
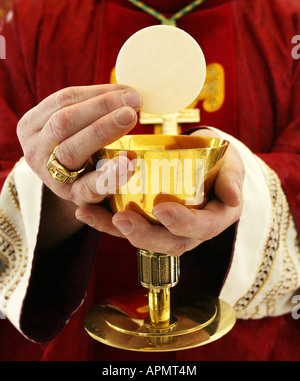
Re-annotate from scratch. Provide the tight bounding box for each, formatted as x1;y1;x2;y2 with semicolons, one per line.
84;292;236;352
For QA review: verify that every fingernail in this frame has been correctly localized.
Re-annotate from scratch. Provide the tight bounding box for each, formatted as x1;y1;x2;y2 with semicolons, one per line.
153;211;174;226
76;215;95;226
113;219;133;235
114;107;136;126
122;91;143;109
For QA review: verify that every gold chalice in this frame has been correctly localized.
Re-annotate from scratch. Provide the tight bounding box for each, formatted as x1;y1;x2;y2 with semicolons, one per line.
84;134;236;351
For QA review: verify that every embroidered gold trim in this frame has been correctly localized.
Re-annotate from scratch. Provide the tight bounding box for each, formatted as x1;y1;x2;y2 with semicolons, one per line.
0;169;29;315
192;62;225;112
7;174;20;211
263;213;299;316
234;158;297;317
0;251;9;275
0;207;27;310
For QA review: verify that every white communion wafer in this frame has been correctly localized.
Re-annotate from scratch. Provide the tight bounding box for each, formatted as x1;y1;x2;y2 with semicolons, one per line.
115;25;206;115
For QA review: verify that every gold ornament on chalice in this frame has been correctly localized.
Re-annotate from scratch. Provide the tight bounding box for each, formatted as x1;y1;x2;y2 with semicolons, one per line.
84;134;236;352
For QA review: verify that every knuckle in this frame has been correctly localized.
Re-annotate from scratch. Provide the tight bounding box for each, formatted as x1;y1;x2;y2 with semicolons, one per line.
234;203;243;221
56;139;80;170
167;216;194;238
16;109;33;142
99;93;111;115
92;121;107;140
203;217;221;241
167;240;188;257
48;108;71;139
172;220;193;237
53;87;76;109
23;146;35;167
75;179;99;203
67;187;78;205
98;89;124;115
126;236;140;249
16;119;25;142
128;234;149;252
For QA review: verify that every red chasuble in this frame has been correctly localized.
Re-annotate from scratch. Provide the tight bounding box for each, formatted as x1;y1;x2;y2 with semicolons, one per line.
0;0;299;361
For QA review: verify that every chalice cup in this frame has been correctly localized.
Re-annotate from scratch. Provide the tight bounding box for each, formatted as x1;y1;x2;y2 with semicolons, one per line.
84;134;236;352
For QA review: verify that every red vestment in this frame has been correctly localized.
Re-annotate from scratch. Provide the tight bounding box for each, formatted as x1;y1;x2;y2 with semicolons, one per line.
0;0;299;361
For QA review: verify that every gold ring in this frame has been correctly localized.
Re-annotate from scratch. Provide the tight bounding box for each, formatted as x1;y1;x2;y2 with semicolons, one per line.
46;146;88;184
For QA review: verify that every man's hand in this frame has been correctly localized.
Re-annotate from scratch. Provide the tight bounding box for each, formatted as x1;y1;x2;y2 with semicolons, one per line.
75;129;245;256
17;84;142;249
17;84;142;206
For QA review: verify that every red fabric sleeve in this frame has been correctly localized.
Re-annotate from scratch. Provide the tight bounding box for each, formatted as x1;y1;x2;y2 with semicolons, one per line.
257;54;300;233
258;7;300;231
232;0;300;234
0;4;99;342
20;225;99;342
0;4;38;189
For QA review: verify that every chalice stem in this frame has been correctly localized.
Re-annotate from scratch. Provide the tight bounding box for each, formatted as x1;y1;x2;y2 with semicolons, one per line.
148;287;171;327
137;249;180;328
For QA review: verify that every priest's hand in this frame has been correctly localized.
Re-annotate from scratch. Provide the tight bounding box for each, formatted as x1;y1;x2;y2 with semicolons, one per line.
76;129;245;257
17;84;142;205
16;84;142;248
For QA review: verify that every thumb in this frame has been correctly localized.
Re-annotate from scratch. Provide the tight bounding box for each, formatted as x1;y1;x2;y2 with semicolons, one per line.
214;144;245;207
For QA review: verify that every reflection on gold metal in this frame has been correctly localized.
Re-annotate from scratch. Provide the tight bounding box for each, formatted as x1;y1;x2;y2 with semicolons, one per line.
99;134;229;223
85;135;236;352
148;288;171;327
138;249;179;329
140;108;200;135
84;293;235;352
